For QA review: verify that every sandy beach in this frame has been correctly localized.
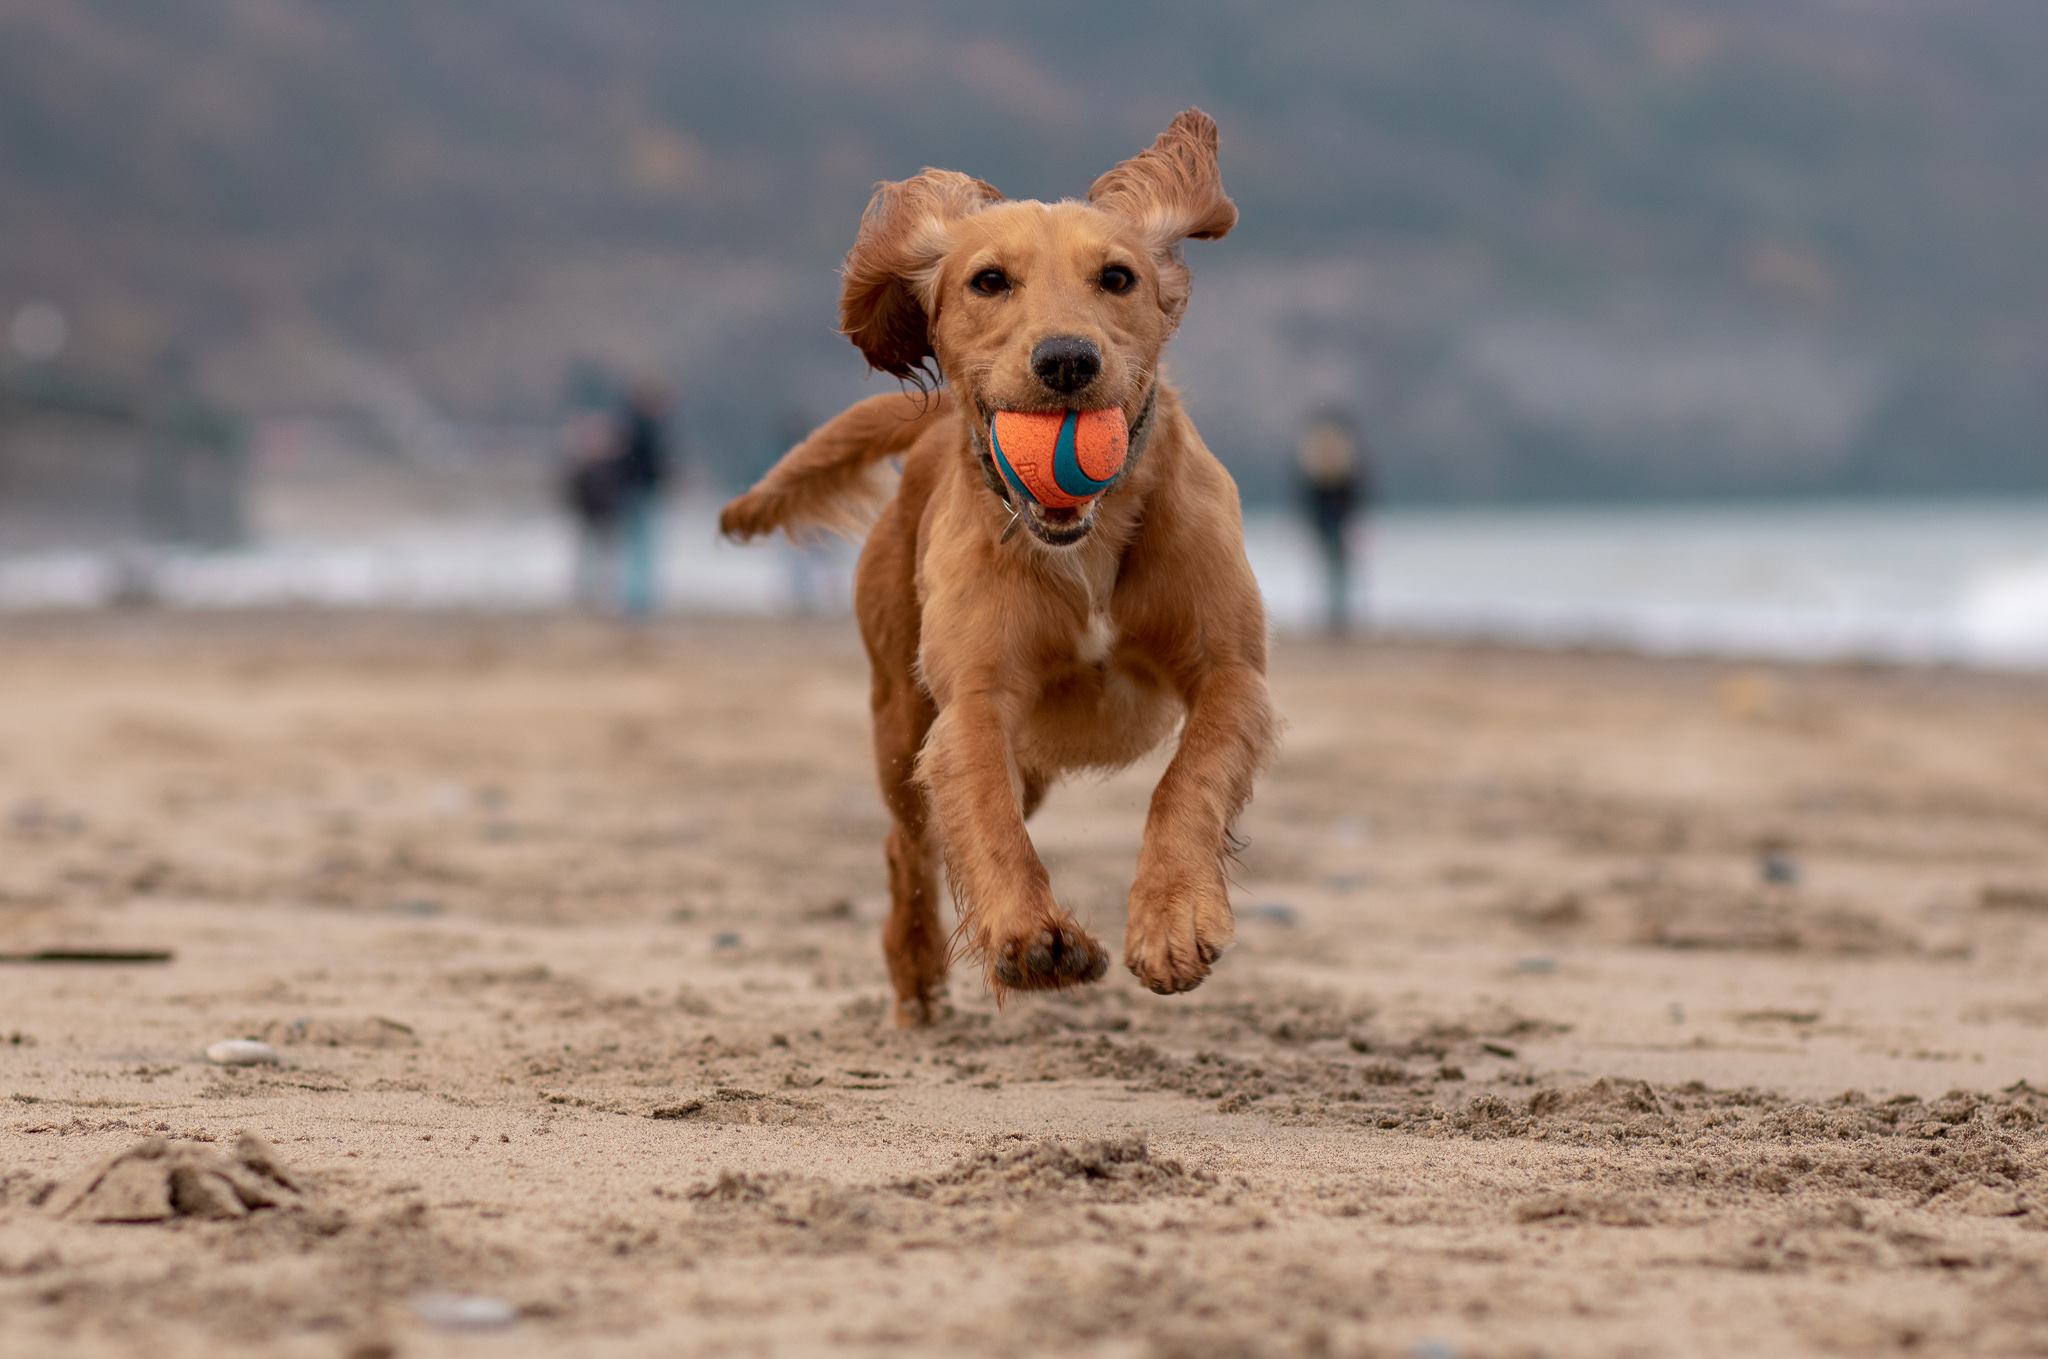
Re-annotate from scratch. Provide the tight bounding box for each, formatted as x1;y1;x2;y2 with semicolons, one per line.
3;612;2046;1358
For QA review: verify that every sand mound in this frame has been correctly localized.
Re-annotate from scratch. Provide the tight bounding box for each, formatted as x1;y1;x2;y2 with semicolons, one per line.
646;1086;825;1124
666;1134;1218;1260
43;1133;302;1223
255;1016;419;1049
902;1133;1213;1205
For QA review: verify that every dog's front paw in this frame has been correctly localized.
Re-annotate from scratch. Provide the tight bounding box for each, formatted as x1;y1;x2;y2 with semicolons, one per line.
987;921;1109;991
1123;874;1234;995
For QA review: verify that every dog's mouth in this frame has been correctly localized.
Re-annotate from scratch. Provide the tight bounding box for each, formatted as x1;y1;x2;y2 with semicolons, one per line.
1017;496;1098;546
971;388;1157;549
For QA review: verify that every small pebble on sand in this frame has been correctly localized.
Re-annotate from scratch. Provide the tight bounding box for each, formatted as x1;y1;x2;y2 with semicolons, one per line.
205;1039;280;1066
411;1293;518;1330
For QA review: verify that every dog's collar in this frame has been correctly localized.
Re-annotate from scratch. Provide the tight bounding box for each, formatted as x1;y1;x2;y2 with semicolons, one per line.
970;382;1159;514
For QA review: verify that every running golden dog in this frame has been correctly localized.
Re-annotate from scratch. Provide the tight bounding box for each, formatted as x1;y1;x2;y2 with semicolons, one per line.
721;110;1276;1026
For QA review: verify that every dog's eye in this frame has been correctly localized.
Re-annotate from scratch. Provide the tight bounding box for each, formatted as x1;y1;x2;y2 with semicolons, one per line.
1100;266;1136;294
970;269;1010;297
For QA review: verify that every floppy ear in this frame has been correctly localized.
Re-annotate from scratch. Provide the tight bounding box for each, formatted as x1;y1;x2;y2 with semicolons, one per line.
839;169;1005;381
1088;108;1237;329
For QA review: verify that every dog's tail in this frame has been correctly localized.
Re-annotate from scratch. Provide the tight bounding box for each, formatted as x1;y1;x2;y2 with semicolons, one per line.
719;390;949;543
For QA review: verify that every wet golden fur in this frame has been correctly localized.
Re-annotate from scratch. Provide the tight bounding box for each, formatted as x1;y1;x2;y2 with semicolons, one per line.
721;110;1277;1026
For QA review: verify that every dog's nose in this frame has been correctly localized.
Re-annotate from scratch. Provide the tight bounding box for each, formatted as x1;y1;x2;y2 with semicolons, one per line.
1030;336;1102;396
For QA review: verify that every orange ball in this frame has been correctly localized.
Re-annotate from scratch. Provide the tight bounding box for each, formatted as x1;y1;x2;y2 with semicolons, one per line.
989;407;1128;509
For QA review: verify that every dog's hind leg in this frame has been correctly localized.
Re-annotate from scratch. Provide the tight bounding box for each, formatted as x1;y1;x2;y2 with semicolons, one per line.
858;498;950;1027
876;693;946;1027
1019;767;1051;821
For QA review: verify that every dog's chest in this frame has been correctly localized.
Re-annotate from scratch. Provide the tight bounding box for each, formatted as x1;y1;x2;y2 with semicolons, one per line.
1022;613;1177;773
1044;543;1122;666
1075;608;1116;665
1016;548;1180;769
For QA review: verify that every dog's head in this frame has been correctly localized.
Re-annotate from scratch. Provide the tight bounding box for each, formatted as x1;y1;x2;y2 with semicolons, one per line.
839;109;1236;546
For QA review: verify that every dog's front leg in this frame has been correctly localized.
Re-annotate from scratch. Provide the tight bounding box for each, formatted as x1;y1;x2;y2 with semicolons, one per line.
1125;661;1277;994
919;690;1109;992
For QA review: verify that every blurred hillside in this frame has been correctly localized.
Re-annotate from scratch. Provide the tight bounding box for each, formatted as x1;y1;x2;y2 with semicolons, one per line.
3;0;2046;503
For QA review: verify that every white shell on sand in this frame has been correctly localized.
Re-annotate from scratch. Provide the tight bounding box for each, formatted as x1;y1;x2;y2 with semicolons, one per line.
411;1293;518;1330
205;1039;281;1066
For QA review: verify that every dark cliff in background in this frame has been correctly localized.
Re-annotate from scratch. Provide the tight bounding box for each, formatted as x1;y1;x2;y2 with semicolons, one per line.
3;0;2045;503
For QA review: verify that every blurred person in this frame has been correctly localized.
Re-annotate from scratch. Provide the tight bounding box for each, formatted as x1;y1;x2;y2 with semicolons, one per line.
558;398;625;610
1298;408;1372;636
614;375;676;618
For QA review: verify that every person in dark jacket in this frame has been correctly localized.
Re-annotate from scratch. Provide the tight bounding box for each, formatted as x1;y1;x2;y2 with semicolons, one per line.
1298;408;1372;636
560;399;625;610
614;376;675;617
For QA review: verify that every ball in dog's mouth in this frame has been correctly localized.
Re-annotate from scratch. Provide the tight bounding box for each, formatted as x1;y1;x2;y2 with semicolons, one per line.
990;408;1127;502
988;406;1128;546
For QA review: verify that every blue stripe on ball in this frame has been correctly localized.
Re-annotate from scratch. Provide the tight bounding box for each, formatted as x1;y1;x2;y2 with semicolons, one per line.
1051;409;1115;498
990;423;1037;503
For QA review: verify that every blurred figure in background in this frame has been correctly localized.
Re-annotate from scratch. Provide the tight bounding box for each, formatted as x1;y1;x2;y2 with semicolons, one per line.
558;372;626;611
1298;408;1372;637
615;375;676;617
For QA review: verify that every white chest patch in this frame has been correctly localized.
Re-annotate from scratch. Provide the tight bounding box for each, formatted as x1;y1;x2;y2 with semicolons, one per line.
1078;610;1117;665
